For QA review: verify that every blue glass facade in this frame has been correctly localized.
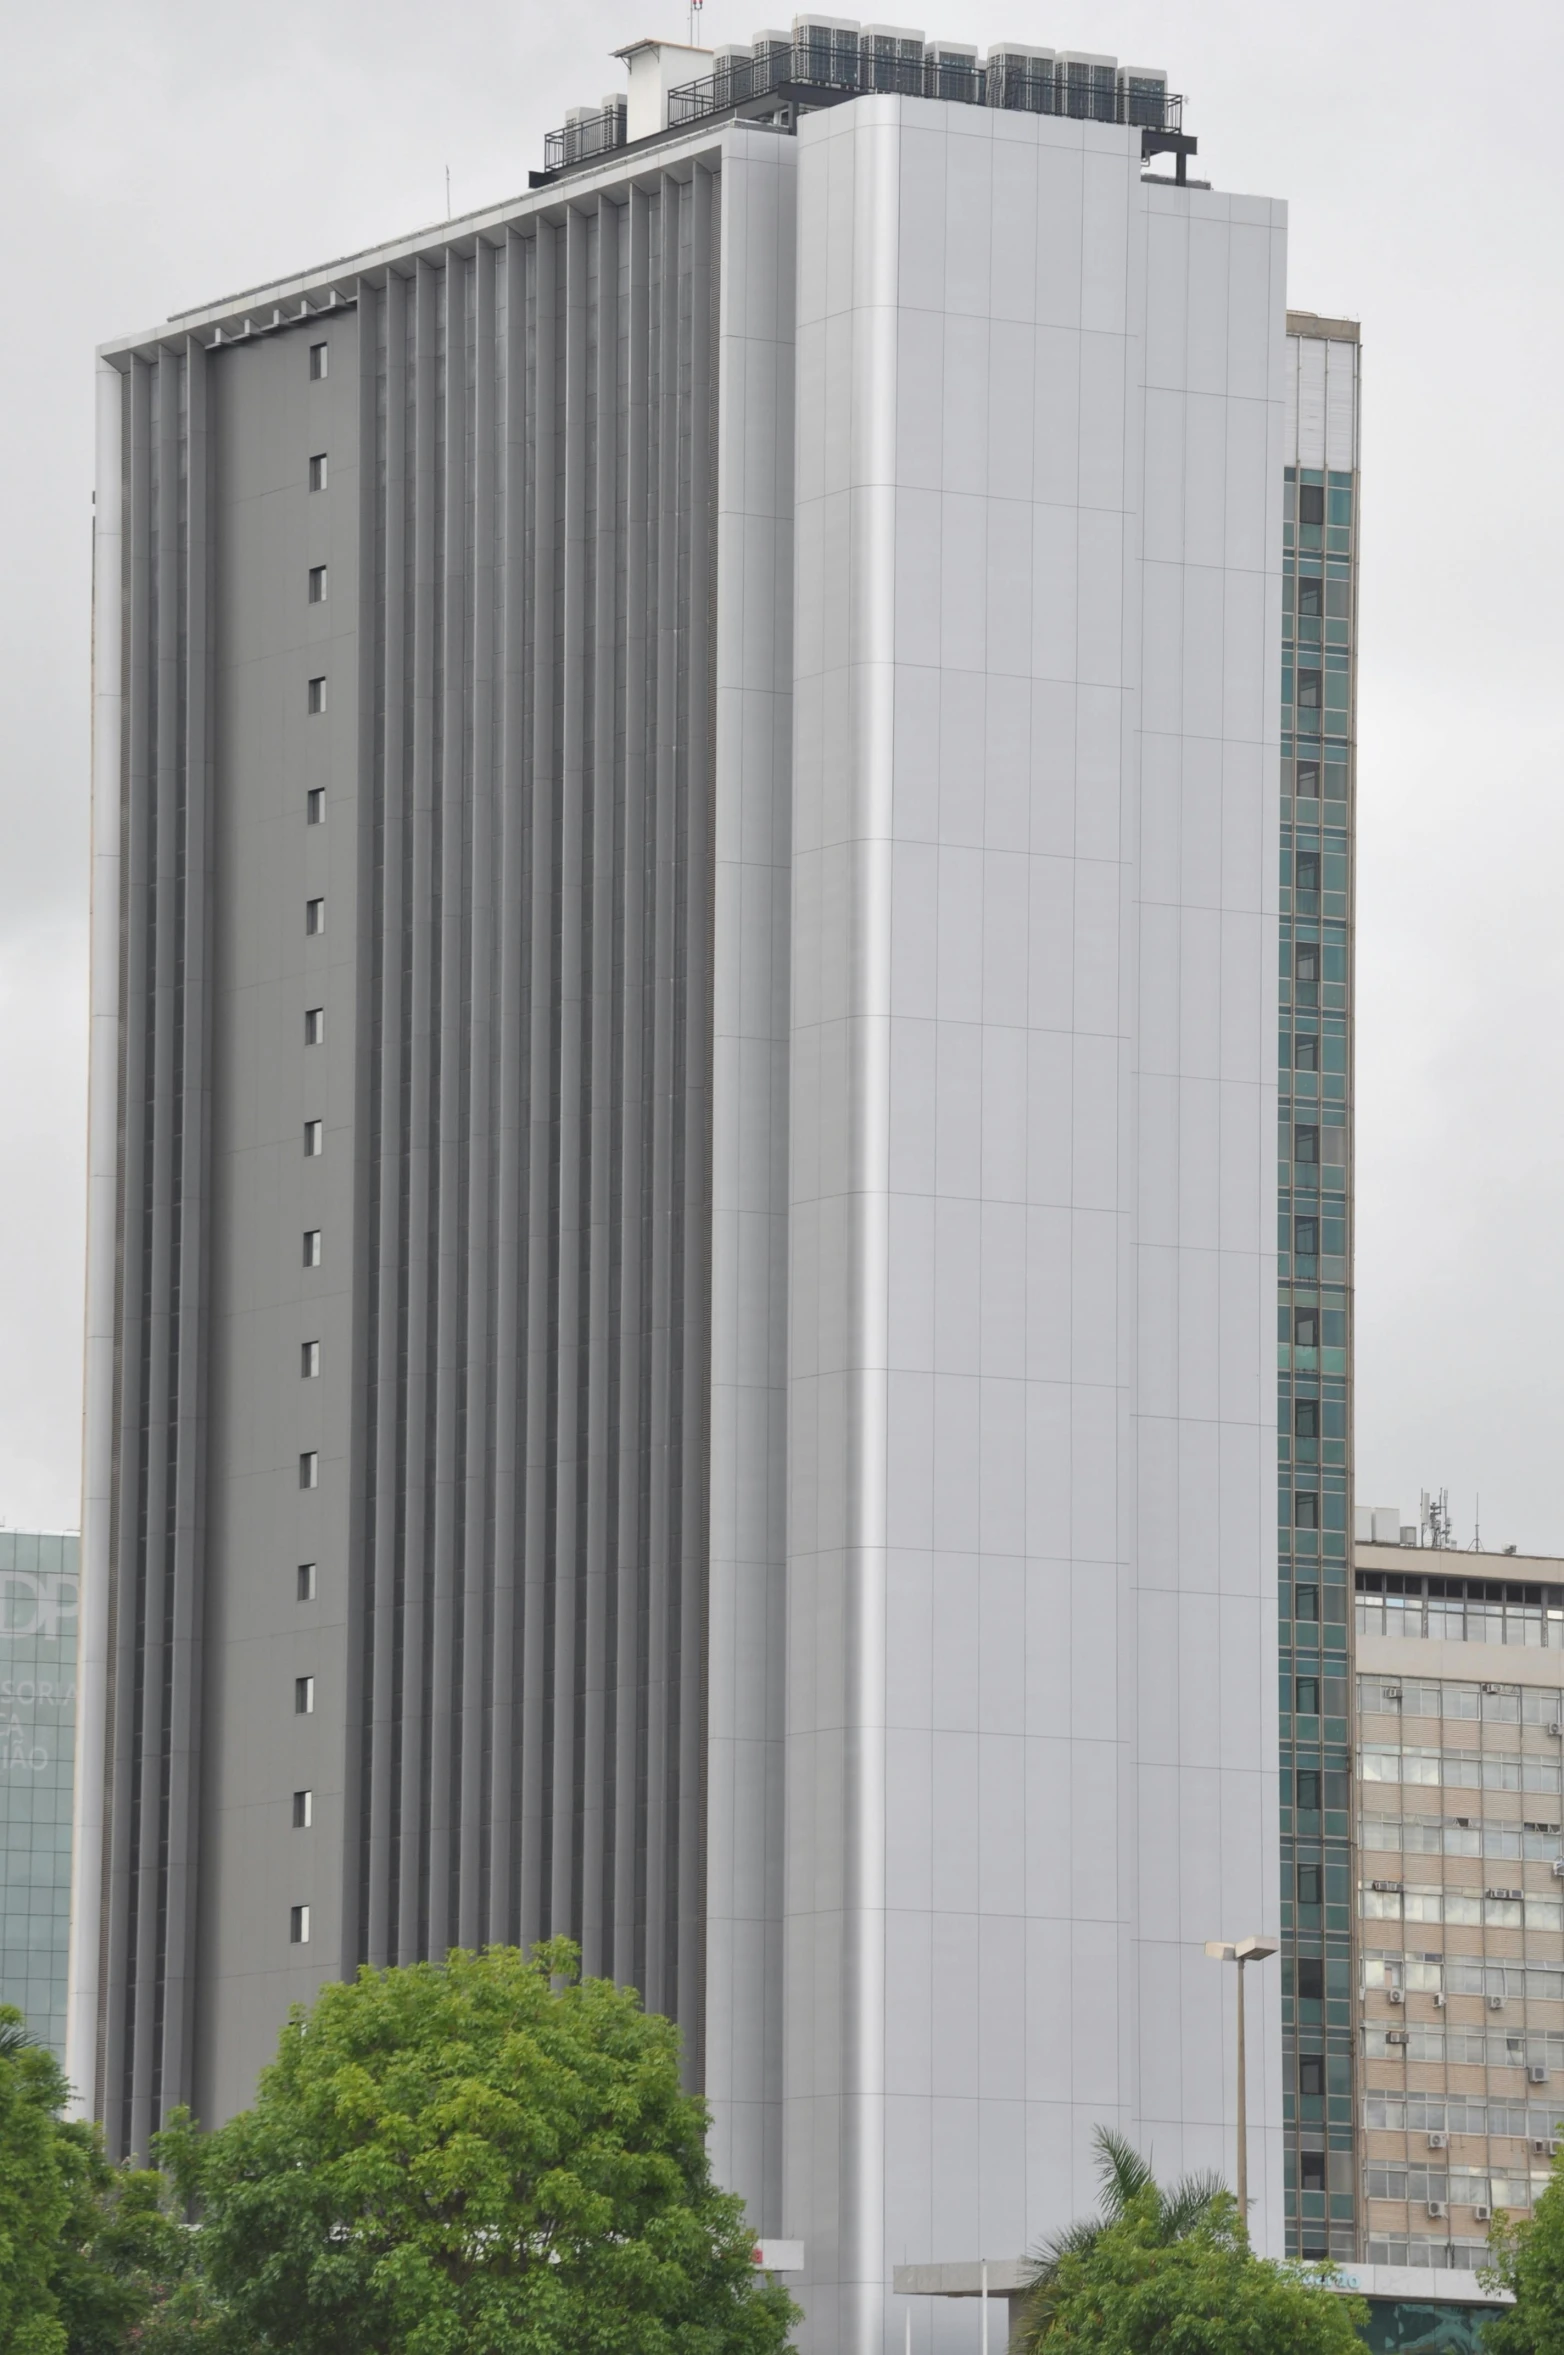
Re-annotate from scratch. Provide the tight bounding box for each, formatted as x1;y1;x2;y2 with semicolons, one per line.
1278;388;1358;2255
0;1530;79;2056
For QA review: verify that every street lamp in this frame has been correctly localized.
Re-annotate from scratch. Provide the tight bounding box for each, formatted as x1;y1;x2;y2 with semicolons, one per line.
1204;1935;1278;2231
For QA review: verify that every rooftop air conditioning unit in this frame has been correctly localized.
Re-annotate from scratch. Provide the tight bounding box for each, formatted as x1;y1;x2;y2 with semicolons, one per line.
1387;1987;1405;2005
1489;1995;1507;2011
1400;1525;1419;1545
1059;48;1117;121
1426;2200;1446;2218
1117;65;1168;128
1427;2131;1449;2149
983;42;1054;111
1475;2204;1493;2222
1386;2029;1410;2046
1530;2065;1551;2084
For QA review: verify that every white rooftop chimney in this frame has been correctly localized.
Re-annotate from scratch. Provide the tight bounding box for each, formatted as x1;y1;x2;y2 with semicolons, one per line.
614;38;714;141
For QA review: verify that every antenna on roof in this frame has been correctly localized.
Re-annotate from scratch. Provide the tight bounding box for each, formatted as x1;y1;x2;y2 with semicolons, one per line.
689;0;704;41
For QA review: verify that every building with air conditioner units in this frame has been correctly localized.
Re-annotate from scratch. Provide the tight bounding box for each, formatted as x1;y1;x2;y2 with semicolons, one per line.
75;20;1302;2347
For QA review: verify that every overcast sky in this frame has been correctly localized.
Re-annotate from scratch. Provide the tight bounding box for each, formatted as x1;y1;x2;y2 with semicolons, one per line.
3;0;1561;1551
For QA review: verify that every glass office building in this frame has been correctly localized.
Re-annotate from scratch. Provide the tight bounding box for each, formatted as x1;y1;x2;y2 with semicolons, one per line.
0;1530;79;2057
1278;313;1361;2259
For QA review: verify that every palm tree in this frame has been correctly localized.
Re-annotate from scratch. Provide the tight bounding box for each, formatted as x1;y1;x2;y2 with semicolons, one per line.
1013;2127;1226;2348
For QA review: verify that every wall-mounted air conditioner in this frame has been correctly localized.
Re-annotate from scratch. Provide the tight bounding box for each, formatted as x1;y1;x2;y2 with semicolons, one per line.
1426;2199;1446;2218
1427;2131;1448;2149
1530;2065;1551;2084
1489;1995;1507;2011
1475;2204;1493;2222
1387;1987;1405;2005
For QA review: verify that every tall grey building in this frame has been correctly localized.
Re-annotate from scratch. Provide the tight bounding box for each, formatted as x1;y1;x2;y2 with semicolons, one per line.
76;25;1293;2347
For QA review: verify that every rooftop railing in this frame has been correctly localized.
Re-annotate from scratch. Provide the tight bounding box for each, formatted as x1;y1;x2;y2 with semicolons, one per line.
542;98;628;175
667;44;1181;131
540;48;1182;181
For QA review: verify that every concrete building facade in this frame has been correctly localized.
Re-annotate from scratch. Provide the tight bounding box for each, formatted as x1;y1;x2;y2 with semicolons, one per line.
76;31;1291;2347
1355;1528;1564;2275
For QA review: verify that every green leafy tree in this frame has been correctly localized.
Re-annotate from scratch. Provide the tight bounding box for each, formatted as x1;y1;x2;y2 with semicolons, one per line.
1031;2185;1366;2354
0;2003;204;2355
0;2008;74;2355
158;1940;796;2355
1481;2166;1564;2353
1016;2129;1225;2347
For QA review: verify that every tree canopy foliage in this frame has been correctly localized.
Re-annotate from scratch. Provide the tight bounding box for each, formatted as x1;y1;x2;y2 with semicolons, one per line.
0;2007;195;2355
157;1940;796;2355
1481;2159;1564;2353
1015;2130;1364;2355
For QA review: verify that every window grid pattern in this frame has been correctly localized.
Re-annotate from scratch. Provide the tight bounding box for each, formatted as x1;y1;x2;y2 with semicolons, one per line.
1278;444;1358;2259
1357;1670;1564;2261
0;1533;79;2059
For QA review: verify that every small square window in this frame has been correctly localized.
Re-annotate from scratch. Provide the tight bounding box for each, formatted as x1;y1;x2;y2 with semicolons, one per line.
1296;852;1321;896
1295;1125;1319;1164
308;565;328;603
309;343;328;381
299;1450;319;1490
301;1340;320;1379
1294;1225;1319;1268
1297;575;1323;619
303;1120;323;1157
303;1229;322;1268
1297;1771;1322;1813
1294;1034;1319;1072
293;1789;313;1829
295;1675;315;1714
1295;1583;1320;1622
1298;1867;1322;1908
1297;1957;1325;1999
305;1007;325;1045
1295;944;1319;984
290;1902;311;1943
1298;484;1325;526
309;454;328;492
1299;2148;1326;2189
306;788;325;825
1299;2050;1325;2091
306;898;325;935
1295;1674;1320;1712
1295;760;1322;799
297;1562;317;1601
307;677;327;715
1295;1490;1319;1529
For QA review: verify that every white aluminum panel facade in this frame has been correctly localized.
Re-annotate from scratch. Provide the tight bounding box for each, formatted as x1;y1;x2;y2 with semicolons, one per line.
785;93;1286;2351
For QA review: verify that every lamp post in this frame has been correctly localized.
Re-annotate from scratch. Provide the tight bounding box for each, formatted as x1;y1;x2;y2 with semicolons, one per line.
1204;1936;1278;2230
